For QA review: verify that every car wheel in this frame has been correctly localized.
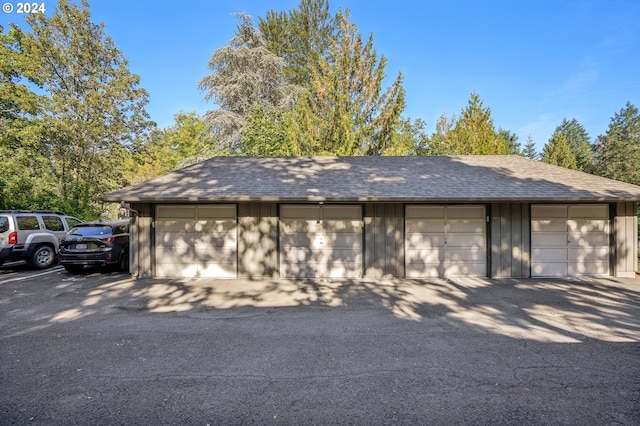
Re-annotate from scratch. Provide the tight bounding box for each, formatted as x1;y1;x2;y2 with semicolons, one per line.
29;245;55;269
64;264;85;274
119;249;129;272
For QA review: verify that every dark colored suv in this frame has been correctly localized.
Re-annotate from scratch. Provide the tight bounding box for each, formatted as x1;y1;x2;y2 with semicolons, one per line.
59;220;130;273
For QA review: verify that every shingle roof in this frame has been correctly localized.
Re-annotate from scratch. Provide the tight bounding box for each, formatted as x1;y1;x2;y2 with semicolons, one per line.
100;155;640;202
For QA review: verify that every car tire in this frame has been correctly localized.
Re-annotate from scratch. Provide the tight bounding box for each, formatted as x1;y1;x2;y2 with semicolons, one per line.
29;245;55;269
64;265;85;274
119;249;129;272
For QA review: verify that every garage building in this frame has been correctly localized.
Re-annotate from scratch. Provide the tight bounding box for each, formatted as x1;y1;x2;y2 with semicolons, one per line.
100;156;640;280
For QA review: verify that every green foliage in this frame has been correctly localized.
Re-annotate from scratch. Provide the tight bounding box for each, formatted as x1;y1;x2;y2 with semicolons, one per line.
592;102;640;185
286;11;406;155
260;0;335;87
423;93;514;155
1;0;152;219
541;133;577;169
549;118;593;171
198;13;301;153
240;108;295;156
520;136;539;160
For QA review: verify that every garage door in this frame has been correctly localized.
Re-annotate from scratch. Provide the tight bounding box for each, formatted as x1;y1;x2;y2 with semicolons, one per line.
406;205;487;278
155;205;237;278
280;205;362;278
531;204;609;277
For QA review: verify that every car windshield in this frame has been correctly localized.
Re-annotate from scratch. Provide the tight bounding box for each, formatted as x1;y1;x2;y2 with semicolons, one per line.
68;225;113;237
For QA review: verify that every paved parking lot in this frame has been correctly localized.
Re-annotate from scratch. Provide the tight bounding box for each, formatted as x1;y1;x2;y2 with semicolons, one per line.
1;264;640;425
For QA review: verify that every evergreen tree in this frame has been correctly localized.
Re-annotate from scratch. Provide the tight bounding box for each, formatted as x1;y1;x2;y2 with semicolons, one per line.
592;102;640;185
289;11;405;155
541;133;577;169
441;93;513;155
552;118;593;171
520;136;539;160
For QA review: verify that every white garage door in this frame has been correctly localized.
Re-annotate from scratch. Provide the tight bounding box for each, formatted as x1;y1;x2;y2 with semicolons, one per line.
280;205;362;278
406;205;487;278
531;204;609;277
155;205;237;278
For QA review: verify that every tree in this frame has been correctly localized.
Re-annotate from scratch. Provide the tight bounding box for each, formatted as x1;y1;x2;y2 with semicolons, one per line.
128;111;214;183
520;136;539;160
7;0;152;218
429;93;513;155
291;11;406;155
541;133;577;169
0;25;54;209
422;113;456;155
260;0;335;87
552;118;593;171
199;13;301;153
592;102;640;185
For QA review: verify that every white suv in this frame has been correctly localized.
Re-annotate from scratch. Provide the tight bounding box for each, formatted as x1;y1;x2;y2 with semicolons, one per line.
0;210;83;269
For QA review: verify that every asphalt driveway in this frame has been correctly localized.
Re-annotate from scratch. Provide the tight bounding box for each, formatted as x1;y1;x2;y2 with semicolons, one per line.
1;267;640;425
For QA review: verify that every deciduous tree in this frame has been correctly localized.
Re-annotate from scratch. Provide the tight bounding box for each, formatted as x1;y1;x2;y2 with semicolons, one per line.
199;13;301;153
2;1;152;217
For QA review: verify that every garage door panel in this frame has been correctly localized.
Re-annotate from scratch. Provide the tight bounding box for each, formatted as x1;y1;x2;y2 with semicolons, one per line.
531;205;567;218
406;248;443;263
405;219;446;233
569;233;608;247
406;206;445;219
447;219;485;233
446;206;485;219
406;233;445;248
157;206;196;219
322;220;361;232
447;234;485;247
445;262;485;276
532;262;568;277
156;220;198;233
446;247;485;262
532;247;568;261
322;206;362;219
281;221;324;234
532;234;568;247
406;262;441;278
198;205;237;218
570;246;609;261
199;263;237;278
531;219;567;232
568;220;608;233
569;261;609;275
195;220;236;233
569;205;608;218
155;262;198;278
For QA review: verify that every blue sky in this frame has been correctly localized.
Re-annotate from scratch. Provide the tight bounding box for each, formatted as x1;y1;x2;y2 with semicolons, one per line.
2;0;639;151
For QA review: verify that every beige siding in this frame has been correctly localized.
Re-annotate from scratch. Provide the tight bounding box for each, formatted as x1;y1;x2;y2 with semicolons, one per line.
490;203;530;278
364;203;404;278
238;202;278;278
130;203;153;278
615;201;638;278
